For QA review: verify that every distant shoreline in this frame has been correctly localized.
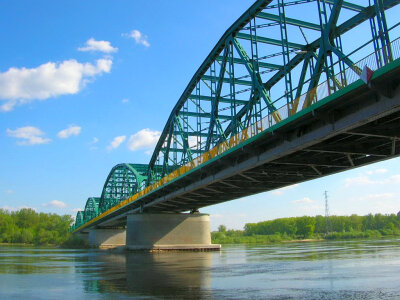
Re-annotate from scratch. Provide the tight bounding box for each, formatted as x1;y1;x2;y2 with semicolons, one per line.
211;233;400;245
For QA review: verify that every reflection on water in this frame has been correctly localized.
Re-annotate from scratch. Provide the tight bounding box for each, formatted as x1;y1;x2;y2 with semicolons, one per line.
0;239;400;299
83;252;213;298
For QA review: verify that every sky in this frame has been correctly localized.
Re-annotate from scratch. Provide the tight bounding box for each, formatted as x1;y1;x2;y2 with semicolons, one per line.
1;0;400;231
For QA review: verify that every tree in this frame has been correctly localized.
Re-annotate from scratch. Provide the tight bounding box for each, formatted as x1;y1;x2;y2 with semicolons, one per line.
218;225;227;233
296;216;316;238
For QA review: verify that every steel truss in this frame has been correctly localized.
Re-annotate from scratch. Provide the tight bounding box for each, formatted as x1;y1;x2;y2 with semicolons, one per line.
147;0;400;184
72;0;400;231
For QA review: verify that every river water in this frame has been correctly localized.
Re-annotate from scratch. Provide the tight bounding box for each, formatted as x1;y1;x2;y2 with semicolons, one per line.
0;239;399;299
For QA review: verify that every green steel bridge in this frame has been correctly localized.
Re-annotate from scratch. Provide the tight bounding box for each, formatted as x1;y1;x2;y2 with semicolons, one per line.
72;0;400;233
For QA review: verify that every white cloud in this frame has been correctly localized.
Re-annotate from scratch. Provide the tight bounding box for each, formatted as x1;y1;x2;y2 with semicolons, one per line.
42;200;67;208
5;190;14;194
388;174;400;184
344;174;376;187
2;205;36;211
78;38;118;53
89;137;99;150
344;172;400;188
360;193;395;201
128;128;161;151
123;30;150;47
122;98;129;103
188;136;200;148
57;125;81;139
7;126;51;145
346;192;399;215
272;184;299;196
107;135;126;151
72;208;83;213
366;168;388;175
292;197;314;204
0;58;112;111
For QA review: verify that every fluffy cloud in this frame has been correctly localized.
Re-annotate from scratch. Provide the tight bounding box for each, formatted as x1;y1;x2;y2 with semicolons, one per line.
1;205;36;211
89;137;99;150
5;190;14;194
123;30;150;47
78;38;118;53
344;174;375;187
128;128;161;151
292;197;314;204
57;125;82;139
272;183;299;196
122;98;129;103
366;168;388;175
344;172;400;187
107;135;126;151
42;200;67;208
359;193;395;201
6;126;51;145
0;58;112;111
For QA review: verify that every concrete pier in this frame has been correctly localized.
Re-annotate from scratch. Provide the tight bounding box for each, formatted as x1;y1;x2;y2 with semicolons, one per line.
88;228;126;249
77;232;89;243
126;213;220;251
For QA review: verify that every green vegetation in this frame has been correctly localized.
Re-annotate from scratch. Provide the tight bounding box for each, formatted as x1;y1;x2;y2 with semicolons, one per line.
0;208;73;246
212;213;400;244
2;208;400;247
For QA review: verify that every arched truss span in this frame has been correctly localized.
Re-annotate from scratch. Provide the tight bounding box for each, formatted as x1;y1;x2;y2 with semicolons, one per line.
75;211;84;228
83;197;100;223
98;163;148;213
147;0;400;183
72;0;400;231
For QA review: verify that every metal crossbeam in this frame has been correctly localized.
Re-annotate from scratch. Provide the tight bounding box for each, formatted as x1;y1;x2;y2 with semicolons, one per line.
236;32;304;49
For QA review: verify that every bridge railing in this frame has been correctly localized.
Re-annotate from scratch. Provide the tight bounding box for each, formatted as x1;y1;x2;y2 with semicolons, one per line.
71;36;400;232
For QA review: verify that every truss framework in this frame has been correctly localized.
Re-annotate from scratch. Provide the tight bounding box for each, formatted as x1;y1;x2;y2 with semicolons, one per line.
72;0;400;231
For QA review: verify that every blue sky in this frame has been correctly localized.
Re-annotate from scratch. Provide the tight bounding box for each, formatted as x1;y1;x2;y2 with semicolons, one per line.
1;0;400;230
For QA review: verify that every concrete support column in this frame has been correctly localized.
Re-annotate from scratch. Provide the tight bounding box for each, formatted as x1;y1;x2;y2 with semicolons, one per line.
126;213;220;251
88;228;126;249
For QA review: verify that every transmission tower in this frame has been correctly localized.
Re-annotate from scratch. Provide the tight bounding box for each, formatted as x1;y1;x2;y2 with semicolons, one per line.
324;191;332;235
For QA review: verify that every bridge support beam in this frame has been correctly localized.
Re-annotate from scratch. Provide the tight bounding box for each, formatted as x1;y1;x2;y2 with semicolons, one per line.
126;213;220;251
88;228;126;249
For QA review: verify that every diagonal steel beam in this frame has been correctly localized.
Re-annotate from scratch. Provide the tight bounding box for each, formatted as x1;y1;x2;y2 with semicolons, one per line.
232;37;281;122
206;46;229;151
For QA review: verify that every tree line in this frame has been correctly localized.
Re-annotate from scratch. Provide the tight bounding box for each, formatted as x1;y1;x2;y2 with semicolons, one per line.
0;208;73;245
213;213;400;243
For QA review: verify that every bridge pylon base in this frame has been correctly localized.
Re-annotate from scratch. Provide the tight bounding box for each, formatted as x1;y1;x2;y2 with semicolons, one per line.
88;228;126;249
126;213;220;251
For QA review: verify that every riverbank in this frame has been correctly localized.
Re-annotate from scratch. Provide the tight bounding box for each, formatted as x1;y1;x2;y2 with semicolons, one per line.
211;230;400;244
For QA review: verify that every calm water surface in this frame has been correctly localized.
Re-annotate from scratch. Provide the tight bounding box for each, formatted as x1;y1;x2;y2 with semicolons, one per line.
0;239;399;299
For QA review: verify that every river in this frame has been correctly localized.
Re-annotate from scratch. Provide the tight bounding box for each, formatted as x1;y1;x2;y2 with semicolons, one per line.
0;239;399;299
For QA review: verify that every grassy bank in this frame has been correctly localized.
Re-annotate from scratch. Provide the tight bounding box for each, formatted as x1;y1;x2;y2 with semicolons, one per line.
211;230;400;244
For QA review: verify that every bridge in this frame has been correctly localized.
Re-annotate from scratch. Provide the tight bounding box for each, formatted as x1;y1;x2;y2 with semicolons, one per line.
71;0;400;250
